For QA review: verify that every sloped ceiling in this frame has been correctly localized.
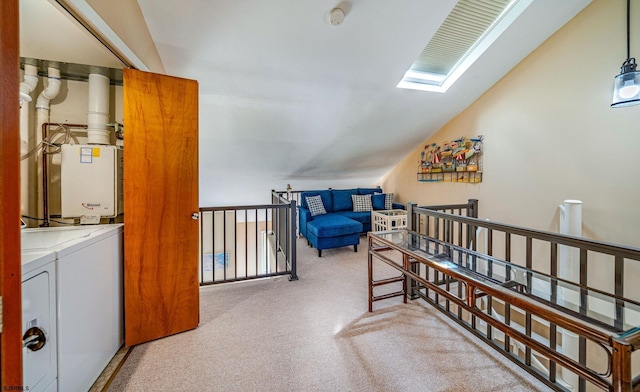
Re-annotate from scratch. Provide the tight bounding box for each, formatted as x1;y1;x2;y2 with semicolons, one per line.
133;0;592;204
24;0;592;205
20;0;124;68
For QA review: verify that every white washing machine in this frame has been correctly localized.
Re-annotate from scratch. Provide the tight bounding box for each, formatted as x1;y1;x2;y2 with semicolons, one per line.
22;224;124;392
22;250;58;392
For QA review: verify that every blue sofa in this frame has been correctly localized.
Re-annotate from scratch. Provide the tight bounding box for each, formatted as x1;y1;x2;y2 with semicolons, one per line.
299;187;402;257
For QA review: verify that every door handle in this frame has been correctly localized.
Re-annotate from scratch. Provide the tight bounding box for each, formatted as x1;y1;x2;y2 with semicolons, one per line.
23;326;47;351
192;212;200;220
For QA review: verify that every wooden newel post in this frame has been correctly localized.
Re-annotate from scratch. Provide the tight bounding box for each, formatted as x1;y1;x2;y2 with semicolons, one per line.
611;338;632;391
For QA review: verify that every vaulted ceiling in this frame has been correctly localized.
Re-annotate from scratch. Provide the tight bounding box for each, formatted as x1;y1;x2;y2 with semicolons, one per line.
22;0;592;203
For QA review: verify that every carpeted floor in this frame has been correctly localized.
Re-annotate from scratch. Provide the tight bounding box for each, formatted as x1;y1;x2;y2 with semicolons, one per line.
107;236;551;391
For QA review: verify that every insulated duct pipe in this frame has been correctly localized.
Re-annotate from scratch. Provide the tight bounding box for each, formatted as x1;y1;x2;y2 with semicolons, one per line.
87;74;110;145
36;66;61;226
20;64;39;220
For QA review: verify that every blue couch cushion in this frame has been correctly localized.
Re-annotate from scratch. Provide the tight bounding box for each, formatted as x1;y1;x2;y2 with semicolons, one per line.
314;233;360;251
300;190;333;212
332;189;357;211
307;214;362;238
357;187;382;195
336;211;371;224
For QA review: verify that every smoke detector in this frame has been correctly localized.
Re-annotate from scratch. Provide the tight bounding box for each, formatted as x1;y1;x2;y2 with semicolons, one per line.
329;7;345;26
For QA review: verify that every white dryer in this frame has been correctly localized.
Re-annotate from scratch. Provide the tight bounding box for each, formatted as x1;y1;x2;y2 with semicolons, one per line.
22;224;123;392
22;250;58;392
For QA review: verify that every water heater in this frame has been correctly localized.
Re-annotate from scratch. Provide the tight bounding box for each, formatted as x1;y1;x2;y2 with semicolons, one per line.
60;144;123;219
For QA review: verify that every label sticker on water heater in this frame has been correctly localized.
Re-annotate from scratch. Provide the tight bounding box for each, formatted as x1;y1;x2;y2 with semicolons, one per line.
80;147;92;163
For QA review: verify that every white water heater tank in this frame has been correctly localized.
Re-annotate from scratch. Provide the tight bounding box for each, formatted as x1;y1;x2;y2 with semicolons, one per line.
60;144;123;219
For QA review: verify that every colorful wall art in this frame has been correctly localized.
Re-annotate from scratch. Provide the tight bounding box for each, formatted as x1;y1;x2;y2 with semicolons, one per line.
417;136;483;183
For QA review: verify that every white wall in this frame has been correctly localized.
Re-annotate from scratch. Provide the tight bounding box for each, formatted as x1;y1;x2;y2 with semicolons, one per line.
198;92;384;207
381;0;640;248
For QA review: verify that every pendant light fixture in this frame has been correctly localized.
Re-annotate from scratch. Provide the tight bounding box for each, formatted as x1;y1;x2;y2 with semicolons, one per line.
612;0;640;107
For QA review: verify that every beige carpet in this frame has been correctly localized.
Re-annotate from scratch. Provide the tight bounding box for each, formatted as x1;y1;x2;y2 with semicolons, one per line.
108;236;551;392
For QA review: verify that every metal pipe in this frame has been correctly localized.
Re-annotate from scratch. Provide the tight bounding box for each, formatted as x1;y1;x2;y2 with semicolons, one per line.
36;67;61;225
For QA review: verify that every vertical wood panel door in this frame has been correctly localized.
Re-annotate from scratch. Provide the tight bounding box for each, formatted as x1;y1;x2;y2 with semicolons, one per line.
124;69;199;346
0;0;23;386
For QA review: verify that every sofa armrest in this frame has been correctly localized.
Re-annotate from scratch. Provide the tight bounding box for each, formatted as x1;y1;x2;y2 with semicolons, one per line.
392;203;405;210
299;207;313;238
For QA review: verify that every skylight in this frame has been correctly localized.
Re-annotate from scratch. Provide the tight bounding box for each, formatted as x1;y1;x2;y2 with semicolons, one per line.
397;0;534;93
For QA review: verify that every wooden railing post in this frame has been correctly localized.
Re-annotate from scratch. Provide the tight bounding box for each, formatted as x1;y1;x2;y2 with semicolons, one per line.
611;338;632;391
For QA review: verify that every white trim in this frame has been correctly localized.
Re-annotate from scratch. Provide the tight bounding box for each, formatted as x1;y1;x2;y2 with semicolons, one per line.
56;0;150;71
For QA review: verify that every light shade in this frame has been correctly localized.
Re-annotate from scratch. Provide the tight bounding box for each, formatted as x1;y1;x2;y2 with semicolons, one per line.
612;70;640;107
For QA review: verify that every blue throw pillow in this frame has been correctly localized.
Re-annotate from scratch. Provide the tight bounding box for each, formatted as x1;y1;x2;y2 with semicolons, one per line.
373;193;394;210
372;194;386;210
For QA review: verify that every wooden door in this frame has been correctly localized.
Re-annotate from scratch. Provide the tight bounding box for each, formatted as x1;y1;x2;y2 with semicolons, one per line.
0;0;23;387
123;69;199;346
